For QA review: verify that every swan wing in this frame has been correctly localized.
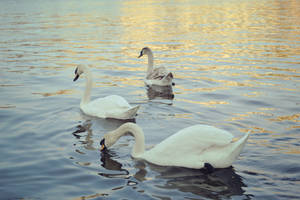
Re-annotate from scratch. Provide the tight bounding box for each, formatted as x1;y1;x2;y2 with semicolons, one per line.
81;95;137;119
146;67;169;80
157;125;233;148
105;105;140;120
145;67;173;86
88;95;131;109
142;125;233;168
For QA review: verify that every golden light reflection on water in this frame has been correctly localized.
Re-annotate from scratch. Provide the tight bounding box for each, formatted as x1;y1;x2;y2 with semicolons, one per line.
95;82;118;87
269;113;300;122
259;107;276;111
177;98;229;107
253;142;300;155
173;113;193;119
175;85;228;94
119;0;300;59
287;125;300;131
228;111;274;122
244;71;300;81
109;76;143;87
32;89;75;97
284;149;300;155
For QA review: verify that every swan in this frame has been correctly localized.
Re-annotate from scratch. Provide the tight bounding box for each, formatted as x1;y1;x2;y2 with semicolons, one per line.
100;122;250;169
73;64;140;120
138;47;175;86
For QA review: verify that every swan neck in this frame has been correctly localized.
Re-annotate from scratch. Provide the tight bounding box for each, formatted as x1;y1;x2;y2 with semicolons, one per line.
81;69;92;105
146;51;154;75
115;123;145;157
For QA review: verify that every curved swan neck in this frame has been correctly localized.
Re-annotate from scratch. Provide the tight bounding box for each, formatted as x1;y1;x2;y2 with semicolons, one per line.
113;123;145;157
145;50;154;75
81;68;92;105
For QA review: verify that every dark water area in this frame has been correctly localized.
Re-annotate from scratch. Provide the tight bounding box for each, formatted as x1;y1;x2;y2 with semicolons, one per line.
0;0;299;199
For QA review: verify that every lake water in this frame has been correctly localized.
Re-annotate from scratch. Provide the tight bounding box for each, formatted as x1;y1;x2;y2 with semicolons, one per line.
0;0;299;199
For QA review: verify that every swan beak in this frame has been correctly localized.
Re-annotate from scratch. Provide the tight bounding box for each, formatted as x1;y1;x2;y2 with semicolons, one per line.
138;52;143;58
100;144;106;151
100;139;106;151
73;74;79;82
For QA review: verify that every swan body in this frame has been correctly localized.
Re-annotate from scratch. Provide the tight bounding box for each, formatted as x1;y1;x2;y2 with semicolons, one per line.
100;123;249;169
73;64;139;120
138;47;174;86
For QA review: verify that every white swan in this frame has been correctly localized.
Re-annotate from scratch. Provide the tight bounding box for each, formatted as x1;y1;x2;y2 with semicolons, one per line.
100;122;249;169
73;64;140;120
138;47;174;86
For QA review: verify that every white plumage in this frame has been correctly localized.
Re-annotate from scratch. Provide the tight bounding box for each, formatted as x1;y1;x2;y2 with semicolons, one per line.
73;64;139;120
100;123;249;169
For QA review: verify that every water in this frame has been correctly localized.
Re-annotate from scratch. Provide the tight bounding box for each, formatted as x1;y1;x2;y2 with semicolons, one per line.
0;0;299;199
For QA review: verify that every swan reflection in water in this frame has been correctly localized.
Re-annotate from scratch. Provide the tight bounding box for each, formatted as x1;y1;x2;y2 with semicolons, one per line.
99;150;247;199
99;151;130;179
72;120;95;150
146;85;174;101
72;116;135;151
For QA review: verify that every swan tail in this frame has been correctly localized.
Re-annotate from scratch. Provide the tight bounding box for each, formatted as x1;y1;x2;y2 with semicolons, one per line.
164;72;173;81
162;72;175;85
120;105;140;119
228;131;250;161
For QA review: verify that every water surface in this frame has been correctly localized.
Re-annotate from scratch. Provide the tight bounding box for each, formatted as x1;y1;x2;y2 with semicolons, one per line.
0;0;300;199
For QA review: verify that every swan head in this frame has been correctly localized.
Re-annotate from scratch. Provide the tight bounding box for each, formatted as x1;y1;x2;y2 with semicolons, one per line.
73;64;86;81
138;47;151;58
100;138;107;151
99;123;144;153
100;131;118;152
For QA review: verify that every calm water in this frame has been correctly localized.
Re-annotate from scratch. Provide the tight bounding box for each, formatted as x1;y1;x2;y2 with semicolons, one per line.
0;0;300;199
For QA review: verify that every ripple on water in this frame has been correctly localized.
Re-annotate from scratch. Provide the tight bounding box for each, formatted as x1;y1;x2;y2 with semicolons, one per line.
1;0;300;199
